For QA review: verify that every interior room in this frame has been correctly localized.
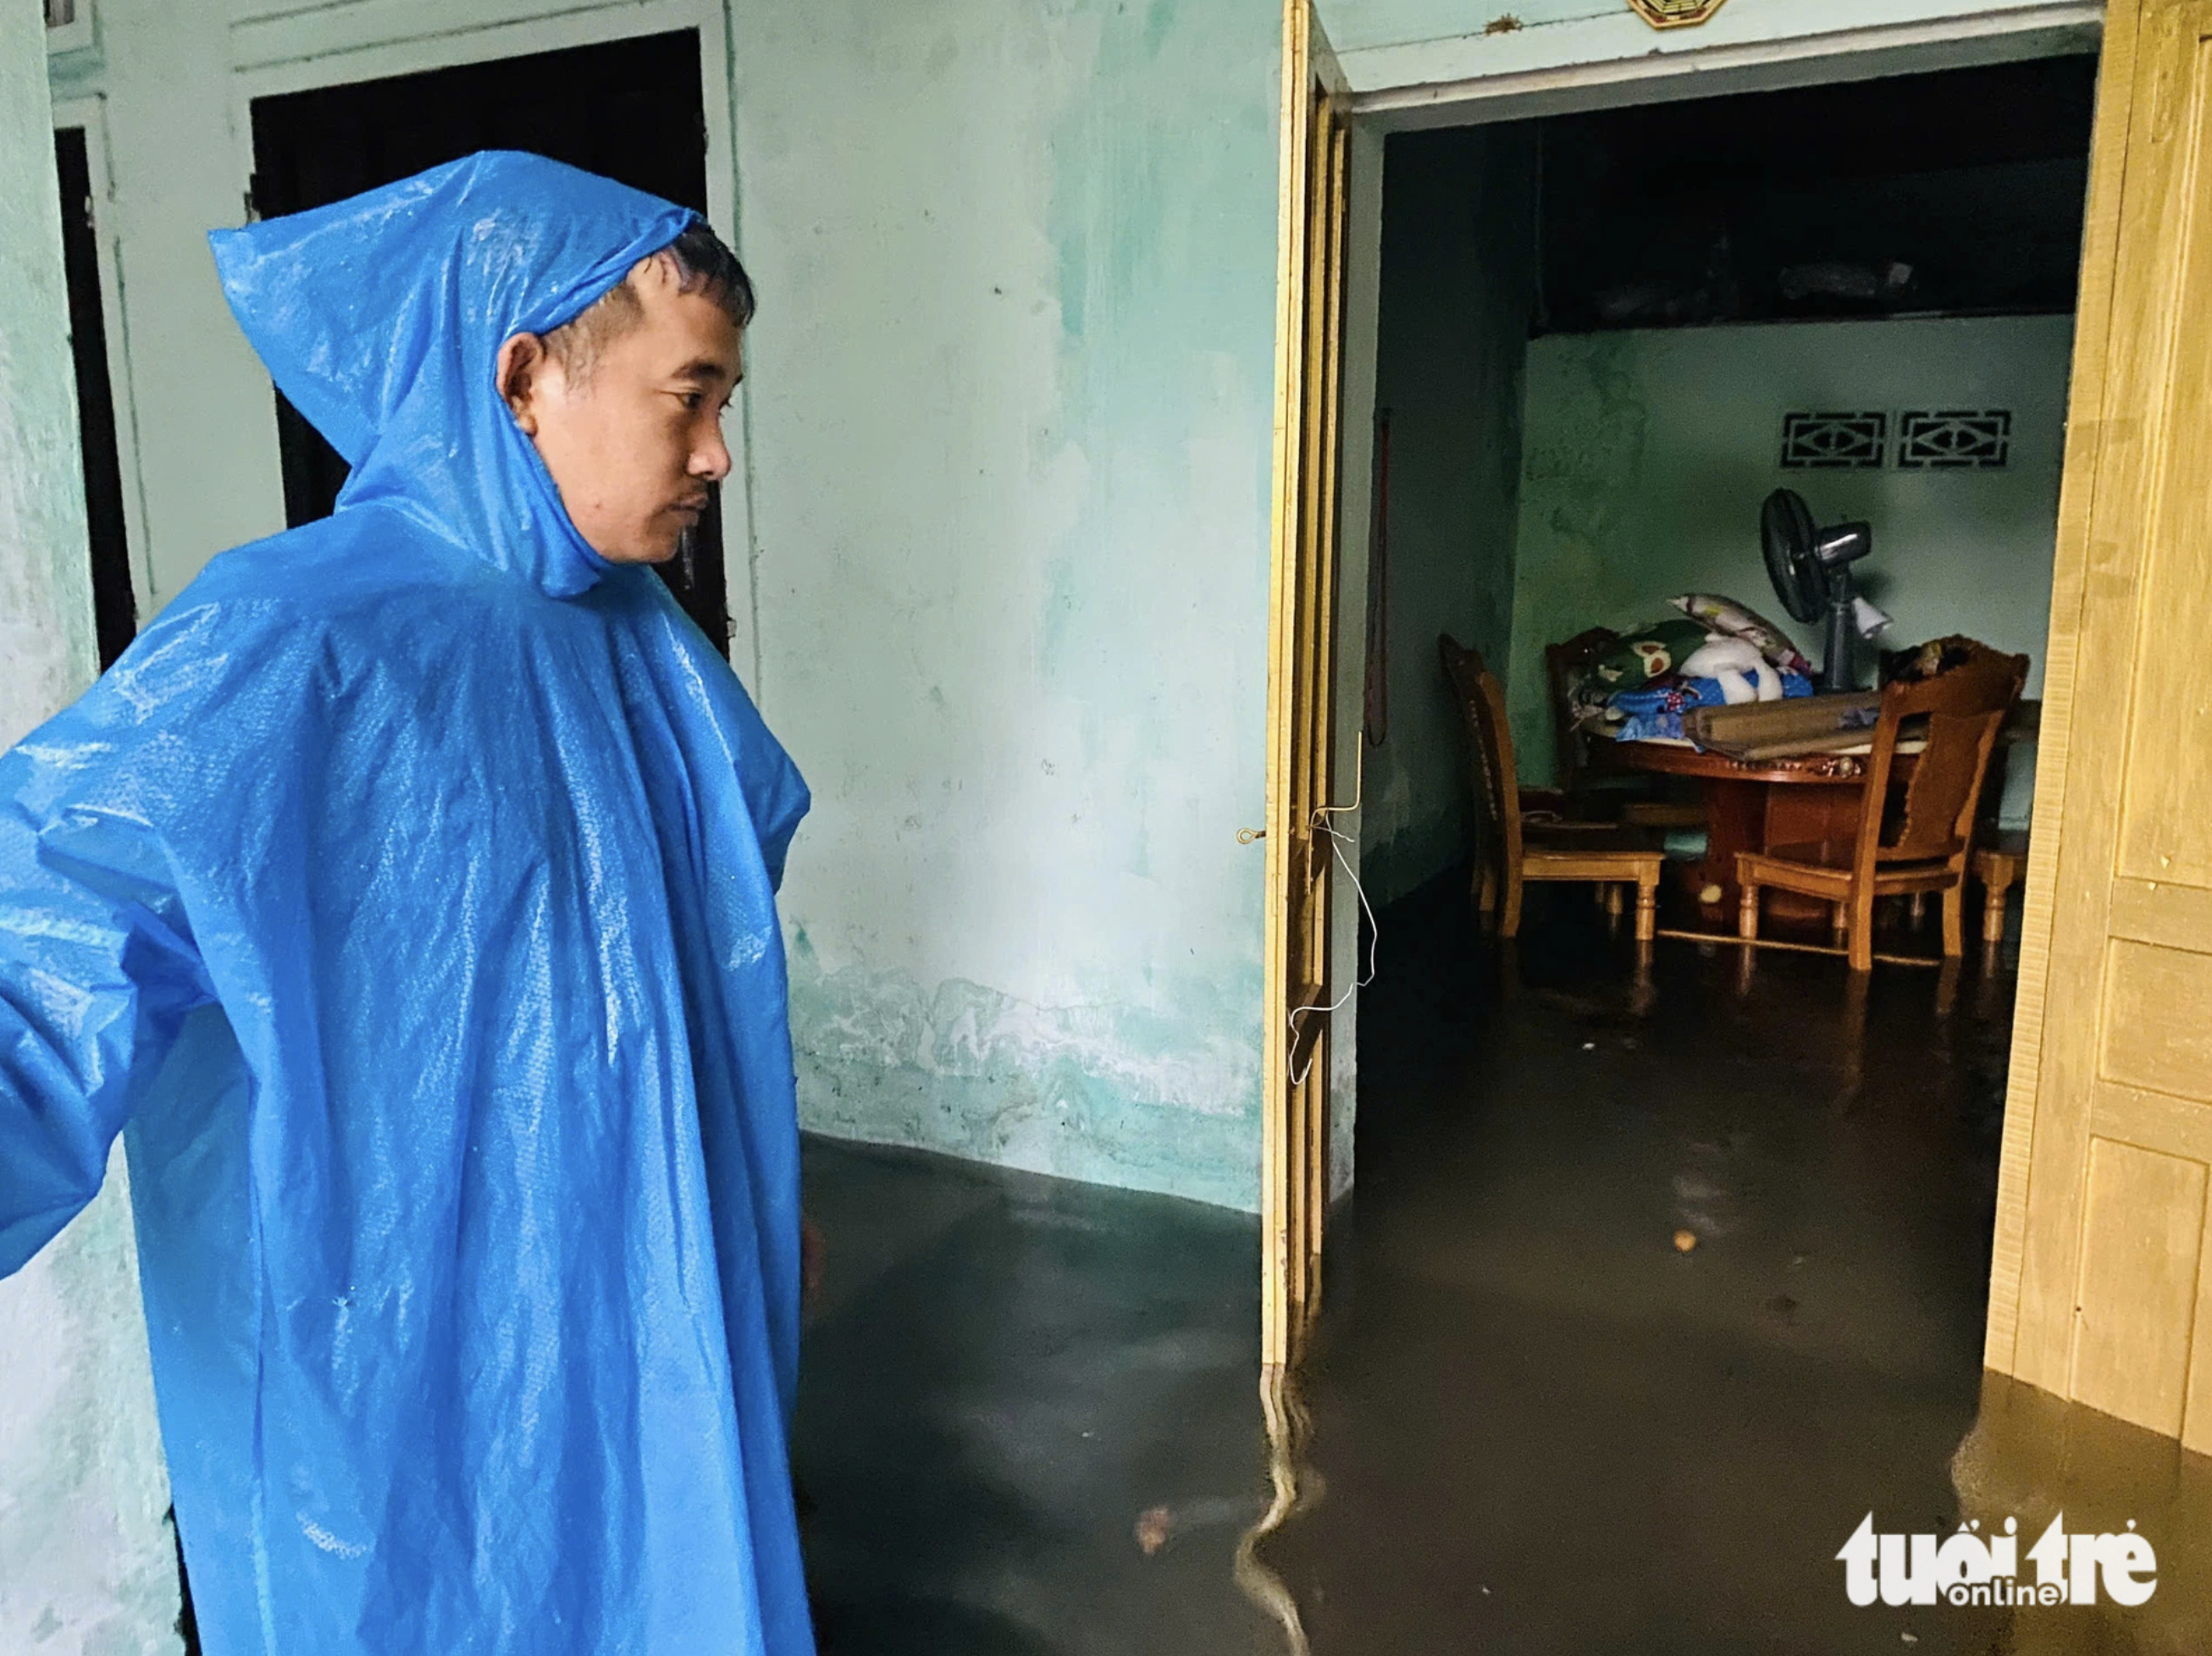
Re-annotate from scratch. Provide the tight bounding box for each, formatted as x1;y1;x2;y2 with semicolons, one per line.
1358;53;2093;919
1269;50;2113;1651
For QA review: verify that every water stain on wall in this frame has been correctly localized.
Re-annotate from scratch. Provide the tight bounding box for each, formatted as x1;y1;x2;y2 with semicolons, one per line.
790;933;1264;1212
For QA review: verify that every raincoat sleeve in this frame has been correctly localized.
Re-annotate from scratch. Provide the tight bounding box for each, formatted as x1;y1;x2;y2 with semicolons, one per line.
732;698;808;895
0;708;216;1278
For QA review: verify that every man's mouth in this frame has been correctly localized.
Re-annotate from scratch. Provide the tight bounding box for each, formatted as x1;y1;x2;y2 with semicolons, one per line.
672;497;709;518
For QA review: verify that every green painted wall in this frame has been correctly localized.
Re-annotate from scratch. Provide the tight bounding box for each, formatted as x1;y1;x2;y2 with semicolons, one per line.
1506;314;2072;823
1;9;180;1652
1360;125;1536;906
732;0;1282;1210
1324;0;1636;51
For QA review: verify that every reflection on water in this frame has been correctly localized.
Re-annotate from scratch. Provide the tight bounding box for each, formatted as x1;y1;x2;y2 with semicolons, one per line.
1254;1350;2212;1653
1950;1368;2212;1651
1236;1364;1318;1655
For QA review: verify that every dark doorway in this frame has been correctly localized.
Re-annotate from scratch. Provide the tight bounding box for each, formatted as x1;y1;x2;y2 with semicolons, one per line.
246;30;735;653
54;125;138;671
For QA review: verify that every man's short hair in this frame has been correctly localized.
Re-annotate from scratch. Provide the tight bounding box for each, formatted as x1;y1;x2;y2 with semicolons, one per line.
544;221;755;379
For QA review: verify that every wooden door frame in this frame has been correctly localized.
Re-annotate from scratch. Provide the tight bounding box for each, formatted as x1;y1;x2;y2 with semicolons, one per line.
1344;3;2102;130
1261;0;1351;1371
1982;0;2140;1388
1260;8;2115;1375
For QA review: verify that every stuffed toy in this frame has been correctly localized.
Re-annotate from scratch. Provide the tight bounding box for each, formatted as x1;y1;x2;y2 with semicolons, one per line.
1678;635;1783;704
1589;618;1709;690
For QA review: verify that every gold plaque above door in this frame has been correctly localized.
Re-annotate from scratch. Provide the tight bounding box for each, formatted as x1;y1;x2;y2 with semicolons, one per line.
1629;0;1728;26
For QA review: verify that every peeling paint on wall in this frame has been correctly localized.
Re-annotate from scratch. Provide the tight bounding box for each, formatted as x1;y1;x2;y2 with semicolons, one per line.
1511;330;1652;681
790;937;1263;1210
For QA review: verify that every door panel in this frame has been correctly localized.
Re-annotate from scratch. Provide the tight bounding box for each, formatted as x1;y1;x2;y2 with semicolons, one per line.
1989;0;2212;1452
1262;0;1349;1370
2070;1139;2205;1435
2115;41;2212;888
2100;941;2212;1096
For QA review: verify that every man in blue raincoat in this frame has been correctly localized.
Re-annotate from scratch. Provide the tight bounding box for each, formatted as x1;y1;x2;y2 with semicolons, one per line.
0;152;816;1653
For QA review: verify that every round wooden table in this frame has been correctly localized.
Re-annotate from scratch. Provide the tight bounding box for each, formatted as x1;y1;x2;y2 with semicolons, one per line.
1600;740;1888;920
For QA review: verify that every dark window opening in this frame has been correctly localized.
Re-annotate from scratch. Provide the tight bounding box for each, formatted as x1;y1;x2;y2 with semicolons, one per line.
55;125;138;671
246;30;734;654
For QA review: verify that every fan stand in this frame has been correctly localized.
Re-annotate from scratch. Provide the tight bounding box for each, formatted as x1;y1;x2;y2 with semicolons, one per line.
1821;595;1857;695
1761;489;1873;694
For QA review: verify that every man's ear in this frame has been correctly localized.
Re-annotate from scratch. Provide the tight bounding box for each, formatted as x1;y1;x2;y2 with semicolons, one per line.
496;333;548;435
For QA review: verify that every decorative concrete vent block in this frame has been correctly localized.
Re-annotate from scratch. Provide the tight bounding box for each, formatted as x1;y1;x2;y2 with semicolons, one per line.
1781;411;1887;470
1896;409;2012;470
1629;0;1728;27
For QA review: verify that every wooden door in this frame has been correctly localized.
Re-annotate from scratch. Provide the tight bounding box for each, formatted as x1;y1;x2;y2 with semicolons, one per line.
1261;0;1349;1371
1987;0;2212;1447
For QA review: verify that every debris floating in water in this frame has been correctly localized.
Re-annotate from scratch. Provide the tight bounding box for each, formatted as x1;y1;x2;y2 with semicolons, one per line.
1673;1228;1699;1253
1135;1505;1173;1554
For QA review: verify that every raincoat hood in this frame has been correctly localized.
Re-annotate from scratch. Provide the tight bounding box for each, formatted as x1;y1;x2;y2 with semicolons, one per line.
210;150;696;597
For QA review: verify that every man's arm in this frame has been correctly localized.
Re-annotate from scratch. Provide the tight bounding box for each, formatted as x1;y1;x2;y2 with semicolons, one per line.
0;758;213;1277
731;697;808;894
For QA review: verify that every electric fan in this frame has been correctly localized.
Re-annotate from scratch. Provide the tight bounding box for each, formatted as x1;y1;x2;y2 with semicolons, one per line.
1760;488;1881;693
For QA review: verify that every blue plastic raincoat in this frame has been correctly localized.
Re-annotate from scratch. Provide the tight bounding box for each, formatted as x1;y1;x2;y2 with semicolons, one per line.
0;152;814;1654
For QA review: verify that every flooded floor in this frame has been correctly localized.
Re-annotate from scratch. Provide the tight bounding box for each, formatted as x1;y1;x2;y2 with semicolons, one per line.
1268;880;2212;1654
795;877;2212;1653
794;1139;1280;1653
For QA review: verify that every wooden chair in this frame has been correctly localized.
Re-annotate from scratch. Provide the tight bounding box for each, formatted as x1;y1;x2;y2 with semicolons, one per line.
1546;626;1621;798
1441;634;1662;942
1971;830;2031;945
1736;645;2028;971
1546;626;1705;832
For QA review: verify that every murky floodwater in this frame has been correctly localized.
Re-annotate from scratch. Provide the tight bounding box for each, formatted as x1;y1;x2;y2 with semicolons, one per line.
1253;894;2212;1653
795;886;2210;1653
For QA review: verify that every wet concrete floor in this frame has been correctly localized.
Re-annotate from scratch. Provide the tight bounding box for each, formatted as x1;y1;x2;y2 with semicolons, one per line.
795;877;2212;1653
794;1138;1280;1653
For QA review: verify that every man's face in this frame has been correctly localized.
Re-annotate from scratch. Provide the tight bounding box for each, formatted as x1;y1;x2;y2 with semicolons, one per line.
497;253;743;566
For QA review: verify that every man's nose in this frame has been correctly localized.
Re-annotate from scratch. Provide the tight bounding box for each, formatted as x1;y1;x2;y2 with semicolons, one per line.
691;427;733;484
